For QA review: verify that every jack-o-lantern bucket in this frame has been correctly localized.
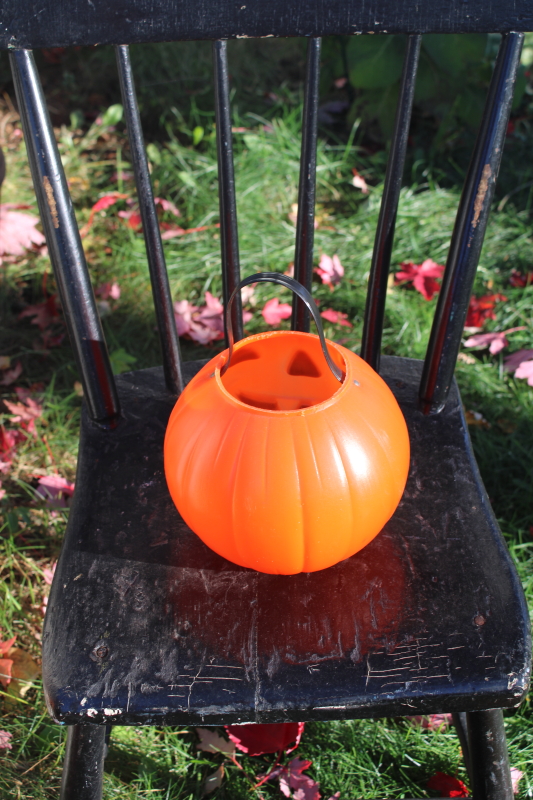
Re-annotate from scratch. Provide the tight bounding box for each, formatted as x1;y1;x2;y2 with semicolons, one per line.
164;273;410;575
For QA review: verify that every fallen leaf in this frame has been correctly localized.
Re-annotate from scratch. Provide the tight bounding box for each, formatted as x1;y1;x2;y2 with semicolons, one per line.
118;209;142;231
4;396;43;423
289;204;319;230
35;475;75;508
154;197;181;217
0;731;12;750
496;418;518;434
427;772;469;797
0;636;16;688
0;356;10;370
395;259;445;301
0;204;45;256
514;359;533;386
465;410;491;428
262;298;292;326
196;727;236;755
43;562;57;586
174;299;199;337
174;290;250;344
509;270;533;288
465;294;507;329
161;223;220;239
202;765;224;796
19;295;61;331
81;192;129;237
503;349;533;372
4;647;41;703
226;722;304;756
284;263;295;278
95;281;121;301
0;637;16;656
196;292;225;337
160;226;186;239
407;714;453;731
0;361;23;386
464;327;526;355
0;425;26;472
351;168;369;193
263;757;321;800
320;308;352;328
0;657;14;688
241;284;256;306
315;254;344;288
511;767;524;794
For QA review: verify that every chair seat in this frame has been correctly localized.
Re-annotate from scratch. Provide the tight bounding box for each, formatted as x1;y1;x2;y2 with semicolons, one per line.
42;356;530;726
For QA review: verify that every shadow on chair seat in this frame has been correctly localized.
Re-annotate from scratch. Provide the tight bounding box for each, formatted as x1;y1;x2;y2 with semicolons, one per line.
42;356;530;726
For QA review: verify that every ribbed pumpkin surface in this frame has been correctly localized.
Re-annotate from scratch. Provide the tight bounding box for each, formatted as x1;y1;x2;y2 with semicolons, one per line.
164;331;410;574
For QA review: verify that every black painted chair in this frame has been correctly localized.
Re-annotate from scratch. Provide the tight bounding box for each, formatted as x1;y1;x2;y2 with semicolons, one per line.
3;4;532;798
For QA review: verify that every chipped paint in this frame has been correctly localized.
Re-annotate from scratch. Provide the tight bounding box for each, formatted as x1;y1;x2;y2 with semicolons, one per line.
472;163;492;229
43;175;59;228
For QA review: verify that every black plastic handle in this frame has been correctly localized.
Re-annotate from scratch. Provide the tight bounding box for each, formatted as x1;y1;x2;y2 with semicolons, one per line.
221;272;343;382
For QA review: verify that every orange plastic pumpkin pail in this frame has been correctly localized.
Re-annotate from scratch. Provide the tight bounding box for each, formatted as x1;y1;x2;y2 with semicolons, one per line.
164;273;410;575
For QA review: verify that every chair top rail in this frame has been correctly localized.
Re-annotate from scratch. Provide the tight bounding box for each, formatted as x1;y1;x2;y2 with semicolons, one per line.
1;0;532;49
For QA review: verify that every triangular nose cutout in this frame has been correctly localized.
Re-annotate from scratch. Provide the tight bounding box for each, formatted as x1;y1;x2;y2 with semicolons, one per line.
287;350;322;378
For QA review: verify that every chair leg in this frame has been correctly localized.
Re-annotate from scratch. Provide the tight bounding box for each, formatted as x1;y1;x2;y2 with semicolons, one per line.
104;724;113;760
452;712;472;784
466;709;513;800
60;724;106;800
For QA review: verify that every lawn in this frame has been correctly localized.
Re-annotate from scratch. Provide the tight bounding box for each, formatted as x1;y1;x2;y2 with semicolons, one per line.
0;49;533;799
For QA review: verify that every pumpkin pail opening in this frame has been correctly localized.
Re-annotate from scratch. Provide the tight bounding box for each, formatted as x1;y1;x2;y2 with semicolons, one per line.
220;332;346;412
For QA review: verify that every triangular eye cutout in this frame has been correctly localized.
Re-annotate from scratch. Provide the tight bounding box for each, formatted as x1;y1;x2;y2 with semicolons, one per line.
287;350;322;378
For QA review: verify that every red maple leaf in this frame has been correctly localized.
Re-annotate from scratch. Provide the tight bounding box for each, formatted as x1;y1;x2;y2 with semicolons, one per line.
509;270;533;288
262;298;292;326
395;259;445;300
80;192;130;237
315;254;344;288
427;772;469;797
464;293;507;329
0;424;26;472
19;295;60;331
320;308;352;328
225;722;305;756
118;209;142;231
262;756;340;800
35;475;75;508
0;361;23;386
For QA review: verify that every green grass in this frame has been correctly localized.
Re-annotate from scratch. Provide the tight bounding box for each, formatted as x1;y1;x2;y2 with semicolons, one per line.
1;96;533;799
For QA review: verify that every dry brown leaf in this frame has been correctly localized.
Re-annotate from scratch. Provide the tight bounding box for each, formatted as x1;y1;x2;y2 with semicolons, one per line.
4;647;41;705
202;765;224;796
458;352;476;365
465;409;491;429
196;727;236;755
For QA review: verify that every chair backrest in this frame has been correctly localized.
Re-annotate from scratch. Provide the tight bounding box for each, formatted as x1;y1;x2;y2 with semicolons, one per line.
2;3;529;422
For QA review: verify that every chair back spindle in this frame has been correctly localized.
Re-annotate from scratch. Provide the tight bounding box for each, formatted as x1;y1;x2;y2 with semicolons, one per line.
361;34;421;371
292;37;322;333
8;30;525;420
116;45;184;395
213;40;244;344
420;31;524;414
9;48;120;424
